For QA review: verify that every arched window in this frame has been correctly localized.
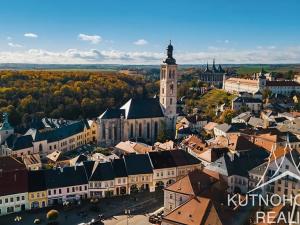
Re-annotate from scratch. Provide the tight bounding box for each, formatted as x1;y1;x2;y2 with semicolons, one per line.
147;123;150;139
169;70;172;78
39;144;43;153
114;126;117;140
170;84;174;94
138;123;142;137
108;127;112;139
162;88;164;94
172;70;176;78
130;124;134;138
154;122;158;139
102;125;106;139
170;98;173;105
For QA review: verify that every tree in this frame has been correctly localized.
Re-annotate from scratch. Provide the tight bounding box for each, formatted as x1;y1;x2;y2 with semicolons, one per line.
157;121;168;142
46;209;59;220
262;88;272;102
218;109;236;124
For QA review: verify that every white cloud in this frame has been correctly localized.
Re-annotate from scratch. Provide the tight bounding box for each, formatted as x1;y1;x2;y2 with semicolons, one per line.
134;39;148;45
7;37;12;40
78;34;102;44
24;33;38;38
0;46;300;64
8;42;23;48
224;40;230;44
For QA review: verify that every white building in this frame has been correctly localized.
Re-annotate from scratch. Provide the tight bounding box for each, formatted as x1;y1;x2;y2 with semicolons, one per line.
45;166;89;205
224;68;300;95
0;119;98;157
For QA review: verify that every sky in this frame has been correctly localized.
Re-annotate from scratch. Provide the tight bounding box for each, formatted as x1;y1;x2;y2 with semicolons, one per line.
0;0;300;64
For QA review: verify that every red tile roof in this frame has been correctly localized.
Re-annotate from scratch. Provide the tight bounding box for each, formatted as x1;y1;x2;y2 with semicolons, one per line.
0;156;28;196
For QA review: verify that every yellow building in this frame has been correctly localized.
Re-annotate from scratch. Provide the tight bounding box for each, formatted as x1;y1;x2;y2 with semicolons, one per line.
28;170;48;209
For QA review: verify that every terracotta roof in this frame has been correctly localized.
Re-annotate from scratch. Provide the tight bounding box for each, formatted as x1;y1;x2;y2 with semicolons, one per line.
182;135;209;155
204;122;218;131
165;170;218;195
163;196;214;225
115;141;152;154
0;156;28;196
198;148;227;163
46;150;63;162
225;78;258;86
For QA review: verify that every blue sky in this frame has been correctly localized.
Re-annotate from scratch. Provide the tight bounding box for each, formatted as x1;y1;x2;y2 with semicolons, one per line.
0;0;300;64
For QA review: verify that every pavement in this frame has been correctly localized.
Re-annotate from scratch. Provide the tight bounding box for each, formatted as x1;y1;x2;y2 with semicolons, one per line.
0;190;163;225
104;214;150;225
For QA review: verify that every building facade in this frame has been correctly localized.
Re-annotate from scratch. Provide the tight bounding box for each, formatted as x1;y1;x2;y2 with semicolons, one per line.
196;59;226;88
224;68;300;95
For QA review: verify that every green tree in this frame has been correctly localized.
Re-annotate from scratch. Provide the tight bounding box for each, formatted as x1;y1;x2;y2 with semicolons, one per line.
218;109;236;124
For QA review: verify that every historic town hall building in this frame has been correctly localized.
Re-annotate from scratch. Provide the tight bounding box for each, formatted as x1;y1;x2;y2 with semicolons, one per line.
98;42;178;146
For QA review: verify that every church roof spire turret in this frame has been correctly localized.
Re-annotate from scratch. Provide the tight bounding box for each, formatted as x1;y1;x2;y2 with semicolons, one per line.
212;58;218;72
0;112;13;131
163;40;176;65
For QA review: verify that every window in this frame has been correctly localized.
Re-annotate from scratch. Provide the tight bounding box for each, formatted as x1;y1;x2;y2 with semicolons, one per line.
108;127;112;139
162;88;164;94
16;197;20;201
54;190;56;194
154;122;158;139
170;98;172;105
67;188;69;193
130;124;134;138
138;123;142;137
102;125;106;139
48;190;51;195
170;84;174;94
147;123;150;139
278;187;281;192
170;194;173;199
285;165;289;170
39;143;43;152
72;187;75;192
7;207;14;213
10;198;13;202
114;126;117;140
5;199;8;203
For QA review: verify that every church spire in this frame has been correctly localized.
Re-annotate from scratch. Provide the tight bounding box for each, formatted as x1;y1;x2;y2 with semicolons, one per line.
212;58;218;72
163;41;176;65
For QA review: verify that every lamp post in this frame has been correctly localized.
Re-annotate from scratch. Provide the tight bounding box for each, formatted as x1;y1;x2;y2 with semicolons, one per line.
124;209;131;225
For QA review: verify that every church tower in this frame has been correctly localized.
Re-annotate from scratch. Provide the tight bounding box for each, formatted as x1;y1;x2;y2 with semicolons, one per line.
160;41;177;136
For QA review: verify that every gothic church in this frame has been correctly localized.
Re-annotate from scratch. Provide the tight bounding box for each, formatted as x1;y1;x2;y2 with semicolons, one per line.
98;42;178;146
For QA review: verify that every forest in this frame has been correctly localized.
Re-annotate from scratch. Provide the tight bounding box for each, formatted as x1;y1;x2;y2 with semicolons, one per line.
0;70;159;127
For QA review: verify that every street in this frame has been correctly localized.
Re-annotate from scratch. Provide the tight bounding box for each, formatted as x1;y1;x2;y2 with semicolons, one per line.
0;191;163;225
